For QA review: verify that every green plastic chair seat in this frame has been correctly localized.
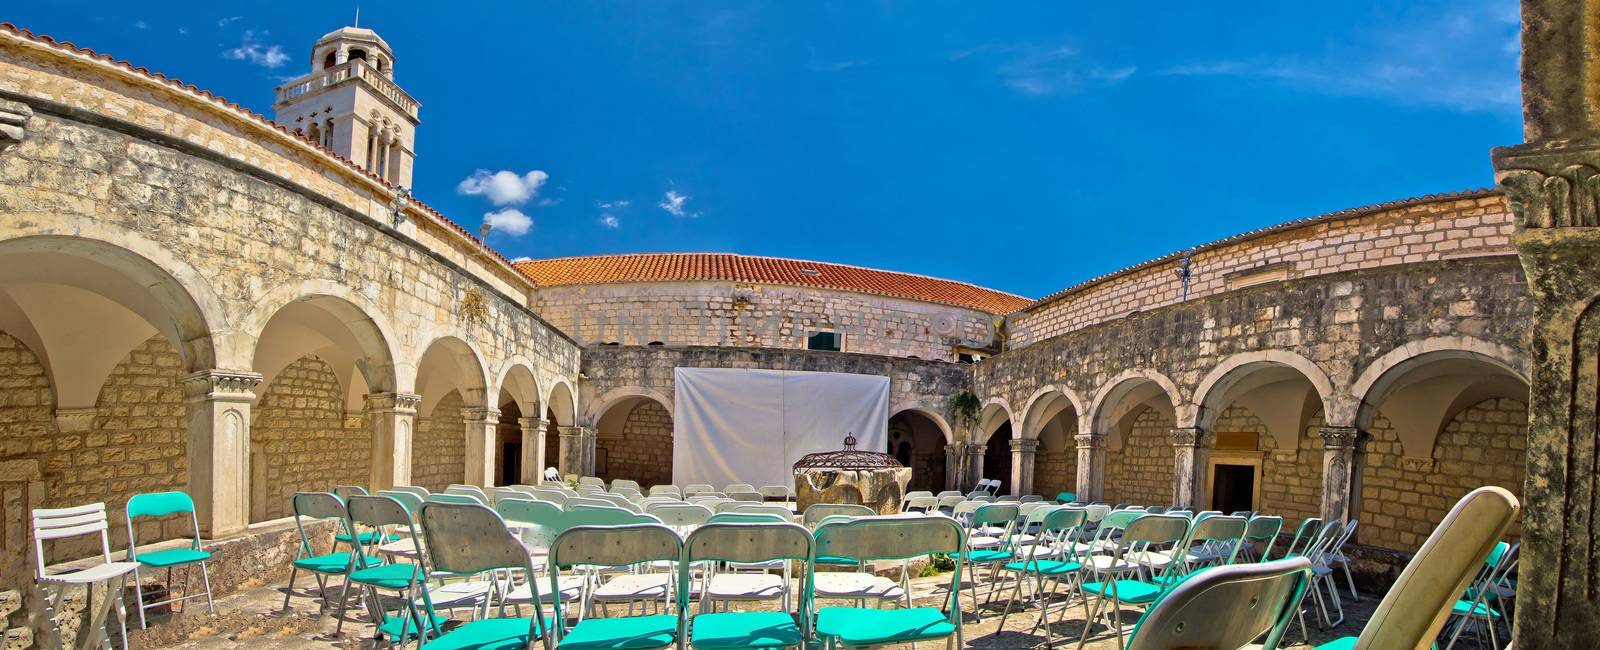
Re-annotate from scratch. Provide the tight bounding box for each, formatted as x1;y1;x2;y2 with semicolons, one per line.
689;611;802;648
947;549;1012;563
348;562;422;589
293;552;382;574
374;610;451;641
816;555;857;565
427;617;547;650
1080;579;1163;604
1451;599;1500;618
335;531;400;545
816;607;955;645
136;548;210;568
1002;559;1081;575
558;613;678;650
1312;636;1356;650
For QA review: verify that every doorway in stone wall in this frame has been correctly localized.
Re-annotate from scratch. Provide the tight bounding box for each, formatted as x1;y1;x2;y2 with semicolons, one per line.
1211;464;1255;514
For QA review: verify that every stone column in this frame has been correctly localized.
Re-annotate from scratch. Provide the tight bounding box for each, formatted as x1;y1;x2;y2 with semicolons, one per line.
519;417;550;484
557;425;585;478
1010;438;1039;496
367;392;419;489
181;370;261;538
1169;427;1212;509
462;407;499;487
579;427;598;476
943;443;964;491
1492;5;1600;643
1074;433;1107;502
967;443;986;491
1318;426;1367;523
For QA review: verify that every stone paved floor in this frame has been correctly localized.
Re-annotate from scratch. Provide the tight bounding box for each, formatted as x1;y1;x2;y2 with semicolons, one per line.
129;571;1503;649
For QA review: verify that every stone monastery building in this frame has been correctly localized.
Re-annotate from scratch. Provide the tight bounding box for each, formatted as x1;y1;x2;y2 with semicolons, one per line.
0;20;1535;615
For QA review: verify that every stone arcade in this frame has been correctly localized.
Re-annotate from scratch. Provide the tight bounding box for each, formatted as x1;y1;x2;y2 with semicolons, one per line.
0;4;1590;645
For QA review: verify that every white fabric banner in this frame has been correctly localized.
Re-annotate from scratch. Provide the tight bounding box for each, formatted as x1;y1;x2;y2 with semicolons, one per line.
672;368;889;488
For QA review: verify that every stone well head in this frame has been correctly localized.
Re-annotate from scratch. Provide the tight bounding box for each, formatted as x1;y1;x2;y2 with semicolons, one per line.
792;434;912;516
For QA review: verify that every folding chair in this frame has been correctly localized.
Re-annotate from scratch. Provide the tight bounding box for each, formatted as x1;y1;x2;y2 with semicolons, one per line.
684;484;716;496
1278;517;1322;560
1125;557;1312;650
684;522;813;649
1443;542;1518;649
648;485;683;498
125;491;213;629
32;502;138;649
1139;514;1248;575
814;516;966;649
1313;486;1519;650
577;476;606;489
611;479;641;493
445;484;491;503
549;524;683;650
1239;515;1284;562
950;502;1020;621
1301;520;1349;629
802;503;876;527
758;485;793;503
282;492;383;614
904;496;940;513
727;491;764;503
723;483;756;494
1077;513;1193;649
1328;519;1361;600
420;502;551;649
997;506;1088;647
724;503;797;521
345;495;440;645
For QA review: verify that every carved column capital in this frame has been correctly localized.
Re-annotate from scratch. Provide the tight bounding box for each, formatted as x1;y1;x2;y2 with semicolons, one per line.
519;417;551;431
0;99;31;156
1168;427;1211;448
181;370;262;403
1318;426;1367;450
1492;139;1600;229
1074;433;1105;450
461;406;502;423
366;392;420;413
1009;438;1040;454
557;425;588;439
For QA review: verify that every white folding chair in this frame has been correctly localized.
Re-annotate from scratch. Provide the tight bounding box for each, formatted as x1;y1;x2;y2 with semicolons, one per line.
33;502;139;649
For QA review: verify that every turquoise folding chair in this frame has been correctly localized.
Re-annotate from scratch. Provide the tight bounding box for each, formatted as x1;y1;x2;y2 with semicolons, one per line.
282;492;384;613
1239;515;1284;562
421;501;552;650
1125;557;1312;650
997;506;1088;646
1444;542;1518;649
125;491;213;628
549;524;684;650
802;504;875;527
813;516;966;649
345;494;440;645
1077;513;1193;649
682;522;814;650
949;502;1020;620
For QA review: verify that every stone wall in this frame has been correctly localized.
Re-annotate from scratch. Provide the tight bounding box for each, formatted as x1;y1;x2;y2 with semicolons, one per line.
413;391;467;492
1257;413;1324;527
1103;409;1175;505
249;355;367;522
597;400;673;487
1360;398;1528;550
534;281;997;360
1010;192;1512;346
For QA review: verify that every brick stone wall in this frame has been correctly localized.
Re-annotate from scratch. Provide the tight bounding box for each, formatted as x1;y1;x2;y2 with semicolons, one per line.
413;391;466;492
1010;193;1512;346
249;355;368;522
1104;409;1175;506
597;400;673;486
1033;410;1078;499
1258;412;1324;527
1360;398;1528;550
535;281;997;360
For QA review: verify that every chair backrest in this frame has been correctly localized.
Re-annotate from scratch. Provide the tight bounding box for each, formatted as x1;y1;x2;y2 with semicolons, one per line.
709;512;788;524
376;490;425;520
803;503;876;526
349;495;425;562
684;483;715;495
937;495;966;509
126;492;201;557
814;515;964;562
904;496;940;512
426;493;481;506
290;492;357;560
614;488;645;503
996;494;1021;502
904;490;934;500
420;501;546;636
648;485;682;497
646;503;714;527
388;485;431;498
528;488;569;506
591;493;641;512
489;486;525;504
566;496;616;510
1244;515;1284;559
970;495;997;503
33;502;115;575
443;485;489;504
1116;514;1194;587
1127;557;1312;650
950;500;985;518
1282;517;1322;559
333;485;369;499
713;500;753;513
1349;486;1519;648
758;485;792;499
723;483;756;493
727;490;764;502
726;503;797;521
972;502;1021;528
1187;515;1249;564
1019;494;1043;503
1146;505;1169;514
577;476;606;488
1084;503;1111;523
610;478;641;493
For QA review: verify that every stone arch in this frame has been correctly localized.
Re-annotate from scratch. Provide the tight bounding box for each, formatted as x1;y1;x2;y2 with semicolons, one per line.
491;360;543;486
413;335;490;416
1086;368;1184;444
494;360;543;415
977;397;1014;444
1018;385;1087;440
890;407;951;492
545;379;579;427
0;235;221;412
1193;351;1334;451
409;336;490;490
246;292;400;411
592;389;675;486
889;404;954;443
1351;337;1528;457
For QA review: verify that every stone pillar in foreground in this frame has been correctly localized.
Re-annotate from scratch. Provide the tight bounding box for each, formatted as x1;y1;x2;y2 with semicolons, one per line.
580;427;598;476
1490;4;1600;642
557;425;584;478
1074;433;1106;502
1318;426;1367;523
182;370;261;538
462;407;499;486
1169;427;1211;509
943;443;964;491
1009;437;1039;496
967;443;986;491
519;417;550;484
367;392;419;489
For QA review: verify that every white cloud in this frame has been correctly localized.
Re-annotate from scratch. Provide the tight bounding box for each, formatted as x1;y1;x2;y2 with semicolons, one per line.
511;256;533;263
598;200;631;209
133;20;148;30
659;190;696;217
483;208;533;237
457;169;550;206
177;26;190;36
1157;2;1519;113
599;214;621;229
223;30;289;68
956;43;1135;97
217;16;242;28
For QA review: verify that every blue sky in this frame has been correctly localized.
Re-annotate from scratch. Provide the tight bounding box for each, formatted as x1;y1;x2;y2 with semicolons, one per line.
9;2;1522;298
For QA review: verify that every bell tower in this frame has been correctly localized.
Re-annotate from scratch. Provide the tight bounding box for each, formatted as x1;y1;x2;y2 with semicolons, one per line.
274;26;420;188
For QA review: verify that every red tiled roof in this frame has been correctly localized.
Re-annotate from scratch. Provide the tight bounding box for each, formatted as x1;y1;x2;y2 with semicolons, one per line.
515;253;1033;314
0;22;523;277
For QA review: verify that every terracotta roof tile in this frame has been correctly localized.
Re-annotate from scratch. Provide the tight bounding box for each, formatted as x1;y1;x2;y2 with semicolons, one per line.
515;253;1033;314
